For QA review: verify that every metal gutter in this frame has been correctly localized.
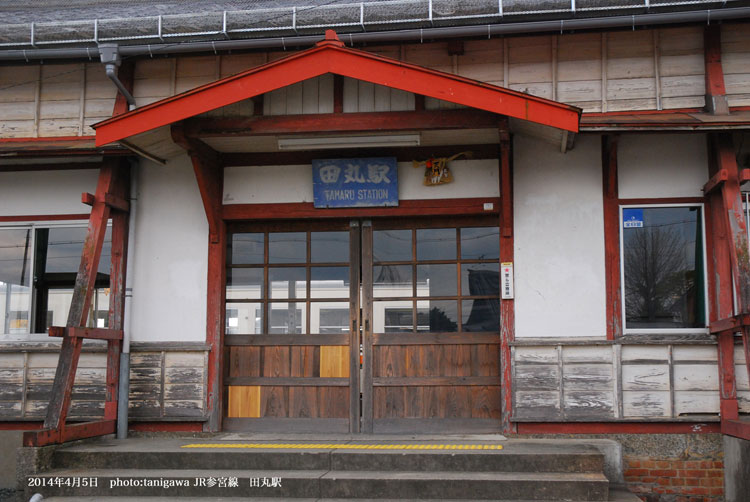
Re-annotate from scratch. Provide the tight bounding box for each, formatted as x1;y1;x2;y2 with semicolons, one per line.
0;7;748;61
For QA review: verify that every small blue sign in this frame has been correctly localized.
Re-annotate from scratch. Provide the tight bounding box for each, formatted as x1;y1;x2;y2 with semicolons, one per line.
313;157;399;208
623;208;644;228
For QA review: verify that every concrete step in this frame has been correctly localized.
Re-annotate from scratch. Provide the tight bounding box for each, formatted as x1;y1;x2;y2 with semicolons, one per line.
40;492;641;502
27;468;610;500
52;439;604;474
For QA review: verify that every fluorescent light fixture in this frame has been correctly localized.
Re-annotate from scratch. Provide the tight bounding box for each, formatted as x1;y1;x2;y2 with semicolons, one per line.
278;134;420;150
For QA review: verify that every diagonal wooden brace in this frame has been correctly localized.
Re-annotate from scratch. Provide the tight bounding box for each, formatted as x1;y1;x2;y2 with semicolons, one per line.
23;160;129;447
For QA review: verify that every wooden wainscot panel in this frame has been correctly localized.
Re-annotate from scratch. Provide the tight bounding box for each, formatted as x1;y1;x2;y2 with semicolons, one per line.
674;391;720;415
622;364;670;391
738;392;750;413
514;364;560;391
563;363;613;391
514;346;558;364
563;391;615;419
164;400;205;418
320;346;350;378
673;364;720;391
672;345;718;362
514;391;561;420
621;345;669;363
623;391;671;417
0;402;23;418
562;346;613;364
228;386;261;418
128;399;162;418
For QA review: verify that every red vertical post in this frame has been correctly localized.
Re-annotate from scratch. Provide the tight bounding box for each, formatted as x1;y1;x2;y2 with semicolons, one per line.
499;127;516;434
602;135;621;340
708;133;749;421
704;25;729;116
104;163;130;421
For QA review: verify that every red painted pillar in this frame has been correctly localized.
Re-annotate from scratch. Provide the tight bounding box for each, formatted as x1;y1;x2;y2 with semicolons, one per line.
499;129;516;434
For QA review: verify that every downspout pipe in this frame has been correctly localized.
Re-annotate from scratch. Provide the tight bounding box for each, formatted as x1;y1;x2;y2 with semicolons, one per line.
0;7;748;62
117;158;138;440
99;44;136;111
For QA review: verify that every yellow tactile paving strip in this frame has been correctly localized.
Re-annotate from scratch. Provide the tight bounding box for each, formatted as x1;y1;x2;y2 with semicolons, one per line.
182;443;503;450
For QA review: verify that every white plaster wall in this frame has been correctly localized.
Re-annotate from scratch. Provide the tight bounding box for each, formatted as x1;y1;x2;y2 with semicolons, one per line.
130;155;208;342
618;134;708;199
0;169;99;216
514;134;606;338
222;159;499;204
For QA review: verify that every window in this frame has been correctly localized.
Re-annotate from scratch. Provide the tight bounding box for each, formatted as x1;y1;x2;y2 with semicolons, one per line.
0;223;111;339
620;205;707;332
372;225;500;333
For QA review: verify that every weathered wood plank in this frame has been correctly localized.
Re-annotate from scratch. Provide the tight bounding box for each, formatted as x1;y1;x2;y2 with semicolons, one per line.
623;390;671;417
514;364;560;391
622;364;670;391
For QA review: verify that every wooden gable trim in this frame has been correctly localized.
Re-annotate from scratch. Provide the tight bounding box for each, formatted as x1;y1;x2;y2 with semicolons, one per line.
93;30;580;146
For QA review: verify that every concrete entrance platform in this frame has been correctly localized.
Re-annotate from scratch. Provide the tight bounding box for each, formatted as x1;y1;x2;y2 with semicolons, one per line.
19;435;640;501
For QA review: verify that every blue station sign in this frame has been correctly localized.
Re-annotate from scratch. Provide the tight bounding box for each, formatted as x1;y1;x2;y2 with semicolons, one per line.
312;157;399;208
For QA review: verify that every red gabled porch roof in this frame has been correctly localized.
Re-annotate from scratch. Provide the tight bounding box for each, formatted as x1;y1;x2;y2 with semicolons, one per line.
93;30;580;146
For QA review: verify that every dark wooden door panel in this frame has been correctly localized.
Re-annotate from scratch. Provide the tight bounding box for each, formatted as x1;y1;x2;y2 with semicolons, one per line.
223;220;357;432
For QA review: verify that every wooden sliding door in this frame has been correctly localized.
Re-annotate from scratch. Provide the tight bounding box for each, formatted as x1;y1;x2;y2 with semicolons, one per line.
223;220;360;432
224;216;502;433
362;217;503;433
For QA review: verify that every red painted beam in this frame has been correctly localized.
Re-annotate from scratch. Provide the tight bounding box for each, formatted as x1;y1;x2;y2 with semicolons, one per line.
222;197;501;221
81;192;130;213
517;422;722;434
23;420;116;447
0;422;43;430
48;326;124;340
709;314;750;334
185;109;506;138
722;419;750;441
93;32;579;146
702;168;729;195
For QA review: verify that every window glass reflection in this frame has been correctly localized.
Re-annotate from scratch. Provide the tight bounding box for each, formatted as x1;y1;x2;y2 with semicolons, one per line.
462;299;500;332
269;232;306;263
373;265;412;298
231;233;264;265
311;232;349;263
373;230;411;262
226;268;263;300
269;302;306;334
623;206;705;329
417;264;457;297
417;228;456;261
461;263;499;296
0;228;32;335
269;268;306;299
311;267;349;298
374;300;413;332
226;302;263;335
461;227;499;260
417;300;458;332
311;302;349;334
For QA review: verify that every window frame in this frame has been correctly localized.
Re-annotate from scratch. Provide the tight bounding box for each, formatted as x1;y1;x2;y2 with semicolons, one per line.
619;202;709;335
0;219;111;340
